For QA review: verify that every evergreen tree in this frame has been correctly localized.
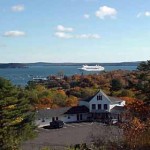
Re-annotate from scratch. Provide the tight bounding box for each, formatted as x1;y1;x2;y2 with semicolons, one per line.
137;60;150;71
136;61;150;101
111;78;123;91
0;77;36;150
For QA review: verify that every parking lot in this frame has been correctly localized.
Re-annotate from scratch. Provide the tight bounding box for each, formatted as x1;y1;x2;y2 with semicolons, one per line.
22;122;122;150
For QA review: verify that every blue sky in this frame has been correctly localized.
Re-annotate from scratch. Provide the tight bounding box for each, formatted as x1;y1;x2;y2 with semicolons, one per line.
0;0;150;63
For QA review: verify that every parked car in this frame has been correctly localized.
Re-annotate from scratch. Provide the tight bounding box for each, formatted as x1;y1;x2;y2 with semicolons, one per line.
50;120;64;128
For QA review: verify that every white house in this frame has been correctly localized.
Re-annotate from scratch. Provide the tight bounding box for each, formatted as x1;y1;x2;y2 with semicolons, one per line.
79;90;125;121
36;106;89;127
36;90;125;127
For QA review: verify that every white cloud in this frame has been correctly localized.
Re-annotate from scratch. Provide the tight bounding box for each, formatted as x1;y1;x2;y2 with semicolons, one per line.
3;31;26;37
55;25;101;39
55;32;73;39
56;25;74;32
11;5;24;12
76;34;100;39
137;11;150;18
145;11;150;17
95;6;117;19
55;32;100;39
84;14;90;19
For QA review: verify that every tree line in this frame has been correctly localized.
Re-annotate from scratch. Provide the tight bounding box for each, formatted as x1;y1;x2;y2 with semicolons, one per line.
26;60;150;109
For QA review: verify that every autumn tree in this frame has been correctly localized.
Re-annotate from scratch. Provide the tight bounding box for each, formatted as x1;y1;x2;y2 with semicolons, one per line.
121;98;150;149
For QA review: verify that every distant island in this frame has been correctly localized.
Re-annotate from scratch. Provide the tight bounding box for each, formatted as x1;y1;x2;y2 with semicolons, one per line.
0;63;27;68
27;61;141;67
0;61;142;68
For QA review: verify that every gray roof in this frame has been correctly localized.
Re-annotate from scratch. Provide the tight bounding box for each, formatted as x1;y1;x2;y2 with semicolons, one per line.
110;106;125;114
36;107;71;118
36;106;89;118
81;95;96;102
108;96;124;104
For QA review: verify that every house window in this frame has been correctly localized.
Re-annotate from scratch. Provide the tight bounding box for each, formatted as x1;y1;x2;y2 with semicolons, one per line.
104;104;108;110
52;117;55;121
42;119;45;122
92;104;96;110
98;104;101;110
56;117;58;120
97;95;102;100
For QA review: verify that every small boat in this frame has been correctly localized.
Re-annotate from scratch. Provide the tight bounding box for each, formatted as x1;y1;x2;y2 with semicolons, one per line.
32;77;47;81
78;65;104;71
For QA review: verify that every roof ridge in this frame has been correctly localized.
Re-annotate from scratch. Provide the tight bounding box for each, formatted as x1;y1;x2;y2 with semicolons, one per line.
80;89;109;102
100;89;110;100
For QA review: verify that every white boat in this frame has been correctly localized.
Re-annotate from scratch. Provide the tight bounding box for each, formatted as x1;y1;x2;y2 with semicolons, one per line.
78;65;104;71
33;77;47;81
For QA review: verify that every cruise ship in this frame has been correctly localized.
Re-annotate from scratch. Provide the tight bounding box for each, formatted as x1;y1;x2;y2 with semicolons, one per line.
78;65;104;71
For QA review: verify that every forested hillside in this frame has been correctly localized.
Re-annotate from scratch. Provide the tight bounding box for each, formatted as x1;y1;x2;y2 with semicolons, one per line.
26;60;150;109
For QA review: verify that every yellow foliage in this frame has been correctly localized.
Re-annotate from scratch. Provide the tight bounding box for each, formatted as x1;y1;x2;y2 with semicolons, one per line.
11;117;23;125
5;105;16;109
57;90;66;96
35;85;45;91
66;96;78;106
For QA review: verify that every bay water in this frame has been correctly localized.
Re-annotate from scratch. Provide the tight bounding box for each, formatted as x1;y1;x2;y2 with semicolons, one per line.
0;65;137;86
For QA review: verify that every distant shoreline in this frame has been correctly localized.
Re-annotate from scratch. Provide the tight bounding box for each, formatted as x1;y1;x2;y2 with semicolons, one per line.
0;61;141;68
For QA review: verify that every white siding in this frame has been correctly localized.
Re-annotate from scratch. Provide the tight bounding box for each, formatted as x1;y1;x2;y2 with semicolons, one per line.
87;91;126;112
61;113;88;123
35;113;89;127
35;118;52;127
110;101;125;110
89;91;111;112
61;114;77;123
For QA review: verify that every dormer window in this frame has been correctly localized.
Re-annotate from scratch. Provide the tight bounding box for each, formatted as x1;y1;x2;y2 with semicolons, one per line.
97;95;102;100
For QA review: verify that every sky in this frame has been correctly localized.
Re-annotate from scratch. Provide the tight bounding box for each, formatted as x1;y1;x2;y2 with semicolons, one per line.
0;0;150;63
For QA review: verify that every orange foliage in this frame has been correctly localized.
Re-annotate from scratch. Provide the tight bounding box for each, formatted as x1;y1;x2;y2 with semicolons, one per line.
57;89;66;96
120;97;136;104
126;100;150;120
122;117;146;148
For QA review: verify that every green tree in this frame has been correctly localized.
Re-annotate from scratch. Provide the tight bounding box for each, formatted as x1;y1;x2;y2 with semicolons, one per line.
137;60;150;71
119;89;135;97
111;79;123;91
0;77;36;150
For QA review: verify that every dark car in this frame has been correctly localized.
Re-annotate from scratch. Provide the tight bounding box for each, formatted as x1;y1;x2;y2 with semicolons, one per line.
50;120;64;128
